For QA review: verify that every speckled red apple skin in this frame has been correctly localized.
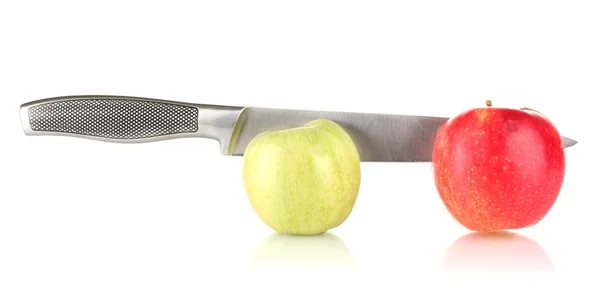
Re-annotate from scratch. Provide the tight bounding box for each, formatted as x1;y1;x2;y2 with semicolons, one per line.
432;107;566;232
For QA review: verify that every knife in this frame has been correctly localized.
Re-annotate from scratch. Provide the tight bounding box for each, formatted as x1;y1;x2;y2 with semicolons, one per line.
19;95;577;162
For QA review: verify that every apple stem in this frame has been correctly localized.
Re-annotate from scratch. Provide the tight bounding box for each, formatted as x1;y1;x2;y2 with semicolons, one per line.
486;100;492;107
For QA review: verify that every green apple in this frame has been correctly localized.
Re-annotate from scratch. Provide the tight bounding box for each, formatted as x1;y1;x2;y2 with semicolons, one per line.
242;119;361;235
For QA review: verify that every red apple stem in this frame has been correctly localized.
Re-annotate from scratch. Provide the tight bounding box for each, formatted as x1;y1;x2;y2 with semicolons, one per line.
486;100;492;107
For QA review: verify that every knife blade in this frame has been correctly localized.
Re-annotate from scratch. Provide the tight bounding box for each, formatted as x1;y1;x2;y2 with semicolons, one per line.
20;95;577;162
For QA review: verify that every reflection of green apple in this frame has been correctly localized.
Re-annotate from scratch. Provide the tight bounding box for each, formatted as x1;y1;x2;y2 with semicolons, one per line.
253;232;354;270
243;119;361;235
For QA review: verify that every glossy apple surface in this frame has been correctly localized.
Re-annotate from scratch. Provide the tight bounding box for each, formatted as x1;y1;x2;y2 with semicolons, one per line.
432;106;566;232
242;119;361;235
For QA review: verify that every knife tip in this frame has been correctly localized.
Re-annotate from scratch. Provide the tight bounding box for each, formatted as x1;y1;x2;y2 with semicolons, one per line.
562;137;578;148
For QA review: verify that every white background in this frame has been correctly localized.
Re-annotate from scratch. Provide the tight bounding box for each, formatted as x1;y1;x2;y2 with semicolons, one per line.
1;1;599;289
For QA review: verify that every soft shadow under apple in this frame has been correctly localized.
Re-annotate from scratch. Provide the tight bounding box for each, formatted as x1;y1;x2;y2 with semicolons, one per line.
252;232;354;271
441;231;554;273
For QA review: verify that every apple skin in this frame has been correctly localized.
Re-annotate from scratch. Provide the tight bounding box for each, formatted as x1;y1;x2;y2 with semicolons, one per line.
432;107;566;232
242;119;361;235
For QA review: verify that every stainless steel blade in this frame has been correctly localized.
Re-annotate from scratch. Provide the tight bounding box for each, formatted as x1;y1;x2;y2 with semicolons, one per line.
232;107;451;162
230;107;576;162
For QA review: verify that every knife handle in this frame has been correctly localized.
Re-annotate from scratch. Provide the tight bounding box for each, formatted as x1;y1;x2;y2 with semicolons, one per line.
20;95;246;155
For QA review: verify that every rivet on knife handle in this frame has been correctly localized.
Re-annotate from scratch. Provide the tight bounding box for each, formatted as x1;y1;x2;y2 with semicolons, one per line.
19;95;246;155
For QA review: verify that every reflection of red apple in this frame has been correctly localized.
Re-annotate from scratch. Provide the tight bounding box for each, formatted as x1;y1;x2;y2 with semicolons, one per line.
442;231;554;271
432;101;566;232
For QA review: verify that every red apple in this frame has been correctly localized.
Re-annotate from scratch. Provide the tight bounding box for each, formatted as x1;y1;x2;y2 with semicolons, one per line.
432;101;566;232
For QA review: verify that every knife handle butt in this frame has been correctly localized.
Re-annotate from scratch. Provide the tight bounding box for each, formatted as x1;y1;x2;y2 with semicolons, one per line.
20;95;245;155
